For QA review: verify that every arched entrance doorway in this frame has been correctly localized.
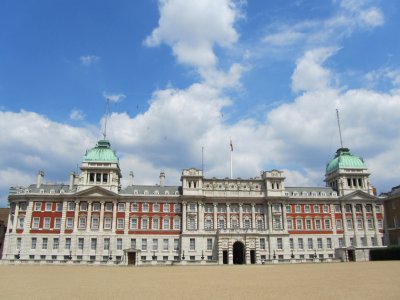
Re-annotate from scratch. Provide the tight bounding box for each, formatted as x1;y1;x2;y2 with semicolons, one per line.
233;241;245;264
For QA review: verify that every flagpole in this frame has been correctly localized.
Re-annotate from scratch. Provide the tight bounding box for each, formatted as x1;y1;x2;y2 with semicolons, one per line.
230;138;233;179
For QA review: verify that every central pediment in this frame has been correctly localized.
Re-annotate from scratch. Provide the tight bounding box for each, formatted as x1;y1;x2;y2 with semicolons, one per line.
340;190;377;201
74;186;119;198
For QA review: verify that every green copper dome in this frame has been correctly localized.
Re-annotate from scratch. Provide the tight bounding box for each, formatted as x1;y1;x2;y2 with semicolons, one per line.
84;140;118;163
326;148;367;174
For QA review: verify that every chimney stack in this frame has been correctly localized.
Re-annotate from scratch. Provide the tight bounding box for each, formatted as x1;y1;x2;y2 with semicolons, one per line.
129;171;134;186
69;172;75;191
37;170;44;188
160;171;165;187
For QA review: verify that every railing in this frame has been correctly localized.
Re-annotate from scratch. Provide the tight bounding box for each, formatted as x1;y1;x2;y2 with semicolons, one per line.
217;228;267;234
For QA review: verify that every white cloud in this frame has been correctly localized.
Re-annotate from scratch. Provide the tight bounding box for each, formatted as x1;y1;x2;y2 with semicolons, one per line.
80;55;100;66
69;109;86;121
103;92;126;103
291;48;337;93
144;0;244;89
365;67;400;88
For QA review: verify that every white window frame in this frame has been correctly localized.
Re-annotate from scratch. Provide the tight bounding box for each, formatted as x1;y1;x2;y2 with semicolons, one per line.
43;217;51;229
54;218;61;229
117;218;124;230
45;202;52;212
34;202;41;211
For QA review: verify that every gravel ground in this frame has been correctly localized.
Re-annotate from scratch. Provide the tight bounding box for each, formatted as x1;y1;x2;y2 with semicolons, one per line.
0;261;399;300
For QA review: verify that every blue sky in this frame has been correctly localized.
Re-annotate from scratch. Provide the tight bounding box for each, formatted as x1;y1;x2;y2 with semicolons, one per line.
1;0;400;206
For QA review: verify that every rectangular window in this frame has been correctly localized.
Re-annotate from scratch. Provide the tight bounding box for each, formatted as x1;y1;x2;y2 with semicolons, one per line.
68;202;75;211
65;238;71;249
131;239;136;249
45;202;52;211
220;219;227;229
78;238;84;250
163;203;170;212
296;219;302;229
141;218;148;230
306;219;312;230
53;238;59;250
130;218;137;229
18;217;25;229
153;203;160;212
315;219;321;230
207;238;212;251
338;238;344;247
174;239;180;251
104;238;110;250
43;217;51;229
346;219;353;230
190;238;195;251
174;218;181;230
295;205;301;213
355;204;362;213
105;203;113;211
32;217;40;229
345;205;352;213
289;238;294;250
117;238;123;250
323;205;329;213
375;205;381;213
313;205;320;213
335;205;341;213
298;238;304;249
286;205;291;213
366;205;372;212
304;205;310;213
273;217;281;229
118;203;125;212
34;202;41;211
307;238;313;250
324;219;331;229
31;237;37;249
257;219;264;229
367;219;374;230
378;219;383;229
350;237;354;246
79;217;86;229
104;217;112;229
272;204;281;212
142;203;149;212
327;238;332;249
54;218;61;229
117;218;124;229
16;237;22;250
317;238;323;249
80;202;87;211
91;238;97;250
152;218;159;230
336;219;342;229
287;219;293;230
357;219;363;229
188;218;196;230
92;203;100;211
163;218;170;230
260;238;266;250
277;238;283;250
152;239;158;251
91;217;99;230
56;202;63;212
141;239;147;251
174;203;181;212
371;237;376;246
131;203;138;212
163;239;169;251
42;238;48;249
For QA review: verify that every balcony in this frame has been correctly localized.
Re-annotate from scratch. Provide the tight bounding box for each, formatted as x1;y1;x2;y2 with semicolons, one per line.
217;228;266;235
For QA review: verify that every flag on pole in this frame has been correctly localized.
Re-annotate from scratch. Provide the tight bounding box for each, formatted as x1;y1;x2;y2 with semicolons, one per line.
230;139;233;152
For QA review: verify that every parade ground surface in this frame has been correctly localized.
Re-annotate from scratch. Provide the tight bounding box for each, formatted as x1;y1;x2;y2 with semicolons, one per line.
0;261;399;299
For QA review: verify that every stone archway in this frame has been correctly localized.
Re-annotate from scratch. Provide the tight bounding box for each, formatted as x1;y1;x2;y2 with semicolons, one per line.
233;241;245;264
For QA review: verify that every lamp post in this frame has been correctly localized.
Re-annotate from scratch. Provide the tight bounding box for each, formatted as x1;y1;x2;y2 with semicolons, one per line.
273;250;276;260
68;250;72;260
201;250;204;260
16;250;20;260
291;250;294;259
181;250;185;261
152;251;156;261
314;249;317;259
109;250;112;261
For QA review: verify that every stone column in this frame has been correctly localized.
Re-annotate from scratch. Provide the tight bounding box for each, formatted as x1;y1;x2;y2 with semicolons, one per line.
239;203;243;229
12;202;19;233
112;201;117;233
341;203;347;247
86;201;92;232
361;203;368;246
251;203;256;229
182;201;187;231
226;204;230;229
198;202;204;231
282;203;287;230
213;203;218;230
24;201;34;232
351;203;358;246
73;201;79;233
99;201;105;232
60;200;67;234
267;202;273;232
371;204;381;246
124;202;130;234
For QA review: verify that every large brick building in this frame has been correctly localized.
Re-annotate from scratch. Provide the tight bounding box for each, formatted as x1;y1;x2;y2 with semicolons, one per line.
382;185;400;246
2;140;384;265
